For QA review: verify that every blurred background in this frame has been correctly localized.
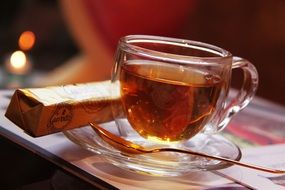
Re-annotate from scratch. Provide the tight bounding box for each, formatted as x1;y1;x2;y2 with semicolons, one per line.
0;0;285;106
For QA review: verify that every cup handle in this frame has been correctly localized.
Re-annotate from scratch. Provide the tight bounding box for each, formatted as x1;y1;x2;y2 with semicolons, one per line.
217;56;259;131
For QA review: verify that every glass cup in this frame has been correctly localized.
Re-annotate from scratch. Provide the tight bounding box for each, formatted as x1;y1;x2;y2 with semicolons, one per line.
111;35;258;145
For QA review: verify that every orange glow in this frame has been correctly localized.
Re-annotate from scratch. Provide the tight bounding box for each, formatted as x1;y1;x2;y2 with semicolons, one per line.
18;31;36;51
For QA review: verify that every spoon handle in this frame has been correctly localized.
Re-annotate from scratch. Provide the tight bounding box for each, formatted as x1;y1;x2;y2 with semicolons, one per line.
152;148;285;174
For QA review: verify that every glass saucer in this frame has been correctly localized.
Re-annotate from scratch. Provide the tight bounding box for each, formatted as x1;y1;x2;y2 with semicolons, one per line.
64;121;241;177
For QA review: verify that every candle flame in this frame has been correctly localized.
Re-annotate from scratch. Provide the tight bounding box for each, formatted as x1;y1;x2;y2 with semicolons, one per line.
18;31;36;51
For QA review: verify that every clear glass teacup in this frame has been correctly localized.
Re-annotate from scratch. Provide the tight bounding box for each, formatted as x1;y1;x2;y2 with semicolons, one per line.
111;35;258;146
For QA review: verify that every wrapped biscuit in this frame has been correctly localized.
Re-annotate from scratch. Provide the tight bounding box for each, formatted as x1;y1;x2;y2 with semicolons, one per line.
5;81;121;137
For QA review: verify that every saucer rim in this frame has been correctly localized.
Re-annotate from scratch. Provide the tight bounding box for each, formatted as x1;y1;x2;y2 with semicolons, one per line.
63;123;242;175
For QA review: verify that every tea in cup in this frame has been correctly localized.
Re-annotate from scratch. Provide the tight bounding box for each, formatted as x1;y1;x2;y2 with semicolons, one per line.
111;35;258;143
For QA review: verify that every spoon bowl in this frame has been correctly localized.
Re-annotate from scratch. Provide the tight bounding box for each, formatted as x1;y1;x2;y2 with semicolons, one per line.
90;122;285;174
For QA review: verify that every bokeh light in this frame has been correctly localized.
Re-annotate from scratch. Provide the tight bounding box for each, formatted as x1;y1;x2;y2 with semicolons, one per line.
10;50;27;69
18;31;36;51
5;50;31;75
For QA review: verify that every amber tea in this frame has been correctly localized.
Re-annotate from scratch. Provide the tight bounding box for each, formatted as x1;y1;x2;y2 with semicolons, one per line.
120;61;223;142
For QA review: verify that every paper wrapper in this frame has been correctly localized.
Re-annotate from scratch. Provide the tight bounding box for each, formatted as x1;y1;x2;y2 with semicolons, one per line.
5;81;122;137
